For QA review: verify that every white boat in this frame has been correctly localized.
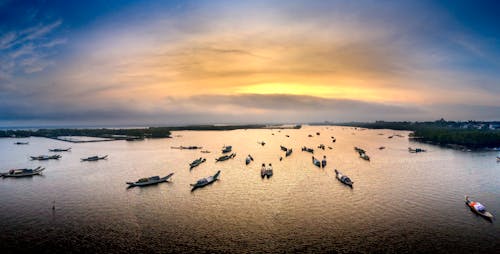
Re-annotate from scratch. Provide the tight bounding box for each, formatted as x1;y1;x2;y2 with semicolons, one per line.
127;173;174;187
1;167;45;177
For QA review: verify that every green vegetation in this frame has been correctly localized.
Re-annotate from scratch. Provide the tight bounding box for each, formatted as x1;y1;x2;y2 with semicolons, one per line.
337;120;500;149
0;124;301;140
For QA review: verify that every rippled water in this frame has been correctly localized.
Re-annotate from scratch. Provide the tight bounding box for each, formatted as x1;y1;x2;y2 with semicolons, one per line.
0;126;499;253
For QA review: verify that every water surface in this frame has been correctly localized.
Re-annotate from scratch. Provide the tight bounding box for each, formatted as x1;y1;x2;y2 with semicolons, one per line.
1;126;499;253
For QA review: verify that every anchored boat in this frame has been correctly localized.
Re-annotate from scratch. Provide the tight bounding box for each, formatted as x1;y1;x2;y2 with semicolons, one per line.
465;196;494;221
190;157;206;170
191;170;221;190
81;155;108;161
334;169;353;187
1;167;45;177
127;173;174;187
30;155;61;160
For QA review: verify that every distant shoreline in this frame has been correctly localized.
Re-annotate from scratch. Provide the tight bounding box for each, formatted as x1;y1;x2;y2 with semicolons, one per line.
0;124;302;142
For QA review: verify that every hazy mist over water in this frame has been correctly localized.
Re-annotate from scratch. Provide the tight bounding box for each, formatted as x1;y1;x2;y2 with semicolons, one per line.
0;126;499;253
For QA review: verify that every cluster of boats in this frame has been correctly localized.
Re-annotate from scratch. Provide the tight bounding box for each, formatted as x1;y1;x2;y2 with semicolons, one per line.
280;146;293;157
302;146;314;153
354;147;370;161
260;163;273;178
312;156;327;168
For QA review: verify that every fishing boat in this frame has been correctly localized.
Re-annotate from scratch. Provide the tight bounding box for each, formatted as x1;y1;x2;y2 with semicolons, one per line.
260;164;266;178
465;196;494;221
1;167;45;177
258;141;266;146
189;157;206;170
308;134;313;137
360;153;370;161
215;153;236;162
126;173;174;187
222;145;232;154
302;147;314;153
285;135;290;138
378;146;385;150
265;164;273;178
280;145;288;152
171;146;202;150
328;146;333;150
191;170;221;190
497;156;500;162
49;148;71;152
318;144;325;150
81;155;108;161
30;155;61;160
285;148;293;157
312;156;321;167
245;155;254;165
316;132;320;135
354;147;366;154
14;141;29;145
334;169;353;187
408;147;426;153
321;156;327;168
200;150;211;153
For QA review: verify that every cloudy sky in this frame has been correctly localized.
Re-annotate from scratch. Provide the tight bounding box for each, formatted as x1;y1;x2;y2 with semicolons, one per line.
1;0;499;126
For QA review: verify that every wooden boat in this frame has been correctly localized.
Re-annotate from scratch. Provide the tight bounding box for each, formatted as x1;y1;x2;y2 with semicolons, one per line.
245;155;254;165
280;145;288;152
31;155;61;160
265;164;273;178
285;149;293;157
222;145;232;154
321;156;327;168
200;150;211;153
81;155;108;161
308;134;313;137
1;167;45;177
302;147;314;153
285;135;290;137
328;146;333;150
258;141;266;146
360;153;370;161
334;169;353;187
127;173;174;187
190;157;206;170
378;146;385;150
261;164;266;178
316;132;320;135
191;170;221;190
312;156;321;167
408;147;426;153
318;144;325;150
171;146;202;150
49;148;71;152
14;141;29;145
465;196;494;221
354;147;366;154
215;153;236;162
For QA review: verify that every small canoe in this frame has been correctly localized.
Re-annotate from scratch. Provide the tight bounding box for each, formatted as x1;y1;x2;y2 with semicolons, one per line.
14;141;29;145
215;153;236;162
285;149;293;157
200;150;211;153
1;167;45;177
408;147;426;153
302;147;314;153
245;155;254;165
222;145;232;154
312;156;321;167
191;170;221;190
190;158;206;170
127;173;174;187
465;196;494;221
49;148;71;152
378;146;385;150
261;166;266;178
280;145;288;152
321;156;327;168
31;155;61;160
81;155;108;161
334;169;353;187
360;153;370;161
258;141;266;146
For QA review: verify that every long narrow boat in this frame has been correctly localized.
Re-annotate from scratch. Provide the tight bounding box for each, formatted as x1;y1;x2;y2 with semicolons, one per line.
81;155;108;161
1;167;45;177
245;155;254;165
360;153;370;161
334;169;353;187
49;148;71;152
302;147;314;153
30;155;61;160
285;149;293;157
312;156;321;167
280;145;288;152
189;157;206;170
408;147;426;153
465;196;494;221
215;153;236;162
321;156;327;168
261;164;266;178
14;141;29;145
191;170;221;190
126;173;174;187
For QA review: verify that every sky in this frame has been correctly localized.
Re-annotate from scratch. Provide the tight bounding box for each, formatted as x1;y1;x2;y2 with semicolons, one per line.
1;0;499;126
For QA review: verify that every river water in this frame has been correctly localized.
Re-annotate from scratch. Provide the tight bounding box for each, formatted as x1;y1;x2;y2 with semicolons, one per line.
0;126;499;253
